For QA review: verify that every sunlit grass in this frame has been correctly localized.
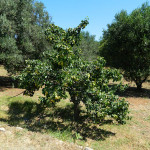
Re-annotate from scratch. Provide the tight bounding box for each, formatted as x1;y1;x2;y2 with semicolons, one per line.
0;65;8;76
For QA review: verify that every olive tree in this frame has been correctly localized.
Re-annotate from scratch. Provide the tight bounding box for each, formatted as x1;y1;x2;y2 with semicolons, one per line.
0;0;52;73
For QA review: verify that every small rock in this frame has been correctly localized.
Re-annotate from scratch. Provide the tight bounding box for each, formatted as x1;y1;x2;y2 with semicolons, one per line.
78;145;83;149
84;147;93;150
59;140;63;144
6;131;12;135
0;128;6;132
16;127;23;130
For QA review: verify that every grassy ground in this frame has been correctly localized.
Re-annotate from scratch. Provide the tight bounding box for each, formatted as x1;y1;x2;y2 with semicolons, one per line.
0;66;150;150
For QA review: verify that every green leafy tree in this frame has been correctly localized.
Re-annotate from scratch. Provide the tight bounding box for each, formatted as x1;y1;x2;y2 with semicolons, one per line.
99;3;150;90
0;0;52;73
73;31;99;61
18;19;129;124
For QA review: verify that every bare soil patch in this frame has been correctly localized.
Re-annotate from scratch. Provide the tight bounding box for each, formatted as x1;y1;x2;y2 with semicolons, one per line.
0;87;24;97
127;97;150;108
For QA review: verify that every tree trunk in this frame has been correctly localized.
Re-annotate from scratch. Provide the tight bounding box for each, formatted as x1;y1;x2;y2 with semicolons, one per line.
72;97;80;121
136;83;142;91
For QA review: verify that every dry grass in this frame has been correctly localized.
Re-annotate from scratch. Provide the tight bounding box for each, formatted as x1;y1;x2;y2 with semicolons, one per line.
0;66;150;150
1;94;150;150
0;65;8;76
0;124;81;150
90;97;150;150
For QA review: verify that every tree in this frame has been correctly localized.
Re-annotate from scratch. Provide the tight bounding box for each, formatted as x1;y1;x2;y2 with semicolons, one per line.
0;0;52;73
73;31;99;61
17;19;129;124
99;3;150;90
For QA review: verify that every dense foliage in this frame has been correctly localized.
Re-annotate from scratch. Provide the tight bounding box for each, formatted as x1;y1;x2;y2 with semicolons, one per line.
0;0;52;73
99;3;150;90
18;19;129;124
73;31;99;61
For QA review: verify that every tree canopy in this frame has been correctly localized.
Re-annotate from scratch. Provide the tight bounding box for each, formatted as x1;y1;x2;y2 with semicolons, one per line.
73;31;99;61
17;19;129;124
99;3;150;90
0;0;52;73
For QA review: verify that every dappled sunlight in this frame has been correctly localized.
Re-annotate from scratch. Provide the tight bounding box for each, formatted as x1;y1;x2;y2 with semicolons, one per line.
0;98;116;141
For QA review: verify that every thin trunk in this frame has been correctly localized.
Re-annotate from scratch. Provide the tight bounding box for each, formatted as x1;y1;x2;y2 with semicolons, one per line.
72;96;80;121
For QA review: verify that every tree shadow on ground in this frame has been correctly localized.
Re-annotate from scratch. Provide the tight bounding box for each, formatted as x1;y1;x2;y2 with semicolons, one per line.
0;76;19;91
0;100;115;141
0;76;13;86
0;76;16;92
117;87;150;99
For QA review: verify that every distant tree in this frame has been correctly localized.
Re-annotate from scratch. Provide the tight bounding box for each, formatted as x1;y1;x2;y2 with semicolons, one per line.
0;0;52;73
99;3;150;90
73;31;99;61
17;19;129;124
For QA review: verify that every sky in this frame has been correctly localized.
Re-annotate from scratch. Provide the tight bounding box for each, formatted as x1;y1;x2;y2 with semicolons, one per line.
40;0;148;41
